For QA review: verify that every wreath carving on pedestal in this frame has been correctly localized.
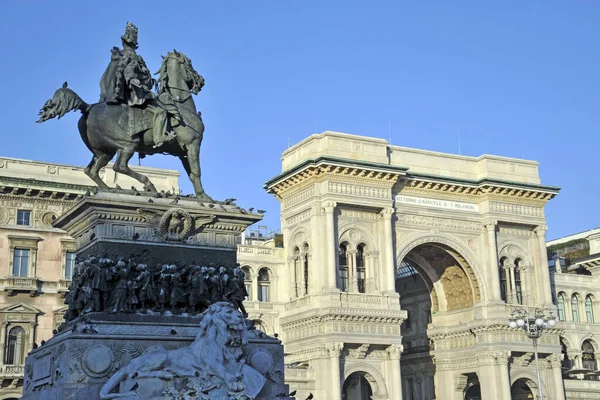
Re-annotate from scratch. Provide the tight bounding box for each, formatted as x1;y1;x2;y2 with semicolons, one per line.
158;208;195;241
137;208;216;242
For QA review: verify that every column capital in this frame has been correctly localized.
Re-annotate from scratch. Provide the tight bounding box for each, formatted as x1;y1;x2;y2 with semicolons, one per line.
322;201;337;214
387;344;403;360
534;225;548;236
483;219;498;230
380;207;395;219
327;342;344;358
546;353;563;368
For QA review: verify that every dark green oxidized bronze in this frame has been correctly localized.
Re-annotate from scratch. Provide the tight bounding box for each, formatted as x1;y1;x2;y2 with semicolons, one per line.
37;22;212;202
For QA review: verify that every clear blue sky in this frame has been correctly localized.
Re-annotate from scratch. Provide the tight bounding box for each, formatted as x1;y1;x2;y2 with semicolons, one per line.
0;1;598;240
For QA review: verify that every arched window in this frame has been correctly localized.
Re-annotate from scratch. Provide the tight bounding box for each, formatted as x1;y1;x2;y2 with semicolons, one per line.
572;295;580;323
499;258;508;302
4;326;25;365
241;266;251;301
586;296;595;324
514;260;523;305
338;243;349;291
257;268;270;302
303;244;310;295
582;340;598;378
356;244;366;293
557;293;566;321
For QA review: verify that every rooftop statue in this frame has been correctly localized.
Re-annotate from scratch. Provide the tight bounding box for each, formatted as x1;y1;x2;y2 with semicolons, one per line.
37;22;212;202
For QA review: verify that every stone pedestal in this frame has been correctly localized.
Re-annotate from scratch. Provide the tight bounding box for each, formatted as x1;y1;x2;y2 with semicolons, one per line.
22;191;293;399
22;313;290;399
52;190;262;265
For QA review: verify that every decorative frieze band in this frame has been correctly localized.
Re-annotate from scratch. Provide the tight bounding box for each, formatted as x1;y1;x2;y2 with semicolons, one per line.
284;209;312;226
396;214;481;232
284;187;315;208
489;202;544;217
328;182;390;199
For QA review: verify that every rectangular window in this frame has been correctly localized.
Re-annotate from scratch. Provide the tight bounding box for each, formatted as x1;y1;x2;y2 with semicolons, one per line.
244;283;252;301
425;309;432;324
17;210;31;226
65;252;76;279
339;267;348;292
405;311;412;329
12;249;29;277
258;284;269;302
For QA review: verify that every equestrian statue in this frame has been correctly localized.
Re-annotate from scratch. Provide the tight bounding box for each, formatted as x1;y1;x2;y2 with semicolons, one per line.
37;22;213;202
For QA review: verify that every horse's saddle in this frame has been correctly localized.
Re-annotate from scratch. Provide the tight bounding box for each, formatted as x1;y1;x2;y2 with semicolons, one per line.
123;105;152;137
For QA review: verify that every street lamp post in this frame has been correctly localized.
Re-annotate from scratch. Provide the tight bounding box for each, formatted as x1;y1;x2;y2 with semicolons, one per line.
508;308;557;400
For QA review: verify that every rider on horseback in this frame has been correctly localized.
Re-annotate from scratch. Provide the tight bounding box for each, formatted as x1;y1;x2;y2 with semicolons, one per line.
99;22;179;148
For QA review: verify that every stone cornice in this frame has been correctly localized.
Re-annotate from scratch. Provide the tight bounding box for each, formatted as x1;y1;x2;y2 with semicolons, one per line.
265;156;407;198
399;175;558;205
264;156;560;204
0;176;89;196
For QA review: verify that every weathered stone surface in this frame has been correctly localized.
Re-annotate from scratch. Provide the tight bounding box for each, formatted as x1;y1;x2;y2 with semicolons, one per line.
22;307;290;399
52;190;262;265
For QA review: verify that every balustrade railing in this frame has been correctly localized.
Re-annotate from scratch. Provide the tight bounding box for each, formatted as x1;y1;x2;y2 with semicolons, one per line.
0;364;25;376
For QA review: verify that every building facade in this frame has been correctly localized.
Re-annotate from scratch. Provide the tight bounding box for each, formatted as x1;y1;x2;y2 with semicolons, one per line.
2;131;600;399
0;156;179;399
257;131;563;400
547;229;600;399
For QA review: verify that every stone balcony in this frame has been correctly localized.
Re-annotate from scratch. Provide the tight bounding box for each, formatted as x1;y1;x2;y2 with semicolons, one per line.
0;364;25;378
0;277;39;296
564;378;600;397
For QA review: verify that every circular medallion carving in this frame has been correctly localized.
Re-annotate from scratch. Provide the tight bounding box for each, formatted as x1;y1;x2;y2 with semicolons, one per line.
0;160;5;168
41;212;57;227
349;229;358;239
248;349;273;375
82;344;114;378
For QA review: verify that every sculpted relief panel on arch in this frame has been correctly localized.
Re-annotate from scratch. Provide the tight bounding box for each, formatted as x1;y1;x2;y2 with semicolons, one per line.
440;265;474;310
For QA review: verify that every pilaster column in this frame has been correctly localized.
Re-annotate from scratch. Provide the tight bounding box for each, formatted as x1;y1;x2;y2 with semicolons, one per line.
387;344;403;398
521;263;531;305
324;202;338;292
380;207;396;294
327;342;344;400
502;259;513;303
534;225;553;305
477;351;511;400
287;255;297;299
252;272;259;302
547;354;566;400
0;320;7;358
348;250;358;292
365;251;379;293
508;262;517;304
484;220;502;302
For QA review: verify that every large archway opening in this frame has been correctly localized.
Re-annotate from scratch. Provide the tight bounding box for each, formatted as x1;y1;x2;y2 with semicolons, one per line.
342;371;373;400
510;378;535;399
396;242;480;400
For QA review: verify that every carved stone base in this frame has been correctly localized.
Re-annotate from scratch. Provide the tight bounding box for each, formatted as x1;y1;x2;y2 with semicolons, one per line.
52;190;262;265
21;313;290;400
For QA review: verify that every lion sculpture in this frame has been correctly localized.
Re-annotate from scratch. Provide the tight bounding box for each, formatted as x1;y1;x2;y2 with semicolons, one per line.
99;302;266;399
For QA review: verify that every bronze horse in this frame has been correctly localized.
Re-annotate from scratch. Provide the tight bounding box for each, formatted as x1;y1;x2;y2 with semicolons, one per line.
37;51;212;202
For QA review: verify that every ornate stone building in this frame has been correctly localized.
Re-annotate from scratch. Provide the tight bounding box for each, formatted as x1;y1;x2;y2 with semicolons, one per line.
547;228;600;399
0;156;179;400
2;131;600;399
245;131;564;399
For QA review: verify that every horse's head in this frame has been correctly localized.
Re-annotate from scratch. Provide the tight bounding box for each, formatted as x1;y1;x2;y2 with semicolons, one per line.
36;82;81;123
155;50;205;98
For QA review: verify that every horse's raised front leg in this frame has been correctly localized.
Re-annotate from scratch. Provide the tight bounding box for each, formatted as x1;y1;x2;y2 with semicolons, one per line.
113;149;157;192
182;142;213;202
85;151;113;190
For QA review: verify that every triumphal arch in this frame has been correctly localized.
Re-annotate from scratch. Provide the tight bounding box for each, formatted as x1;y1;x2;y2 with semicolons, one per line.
265;131;562;399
